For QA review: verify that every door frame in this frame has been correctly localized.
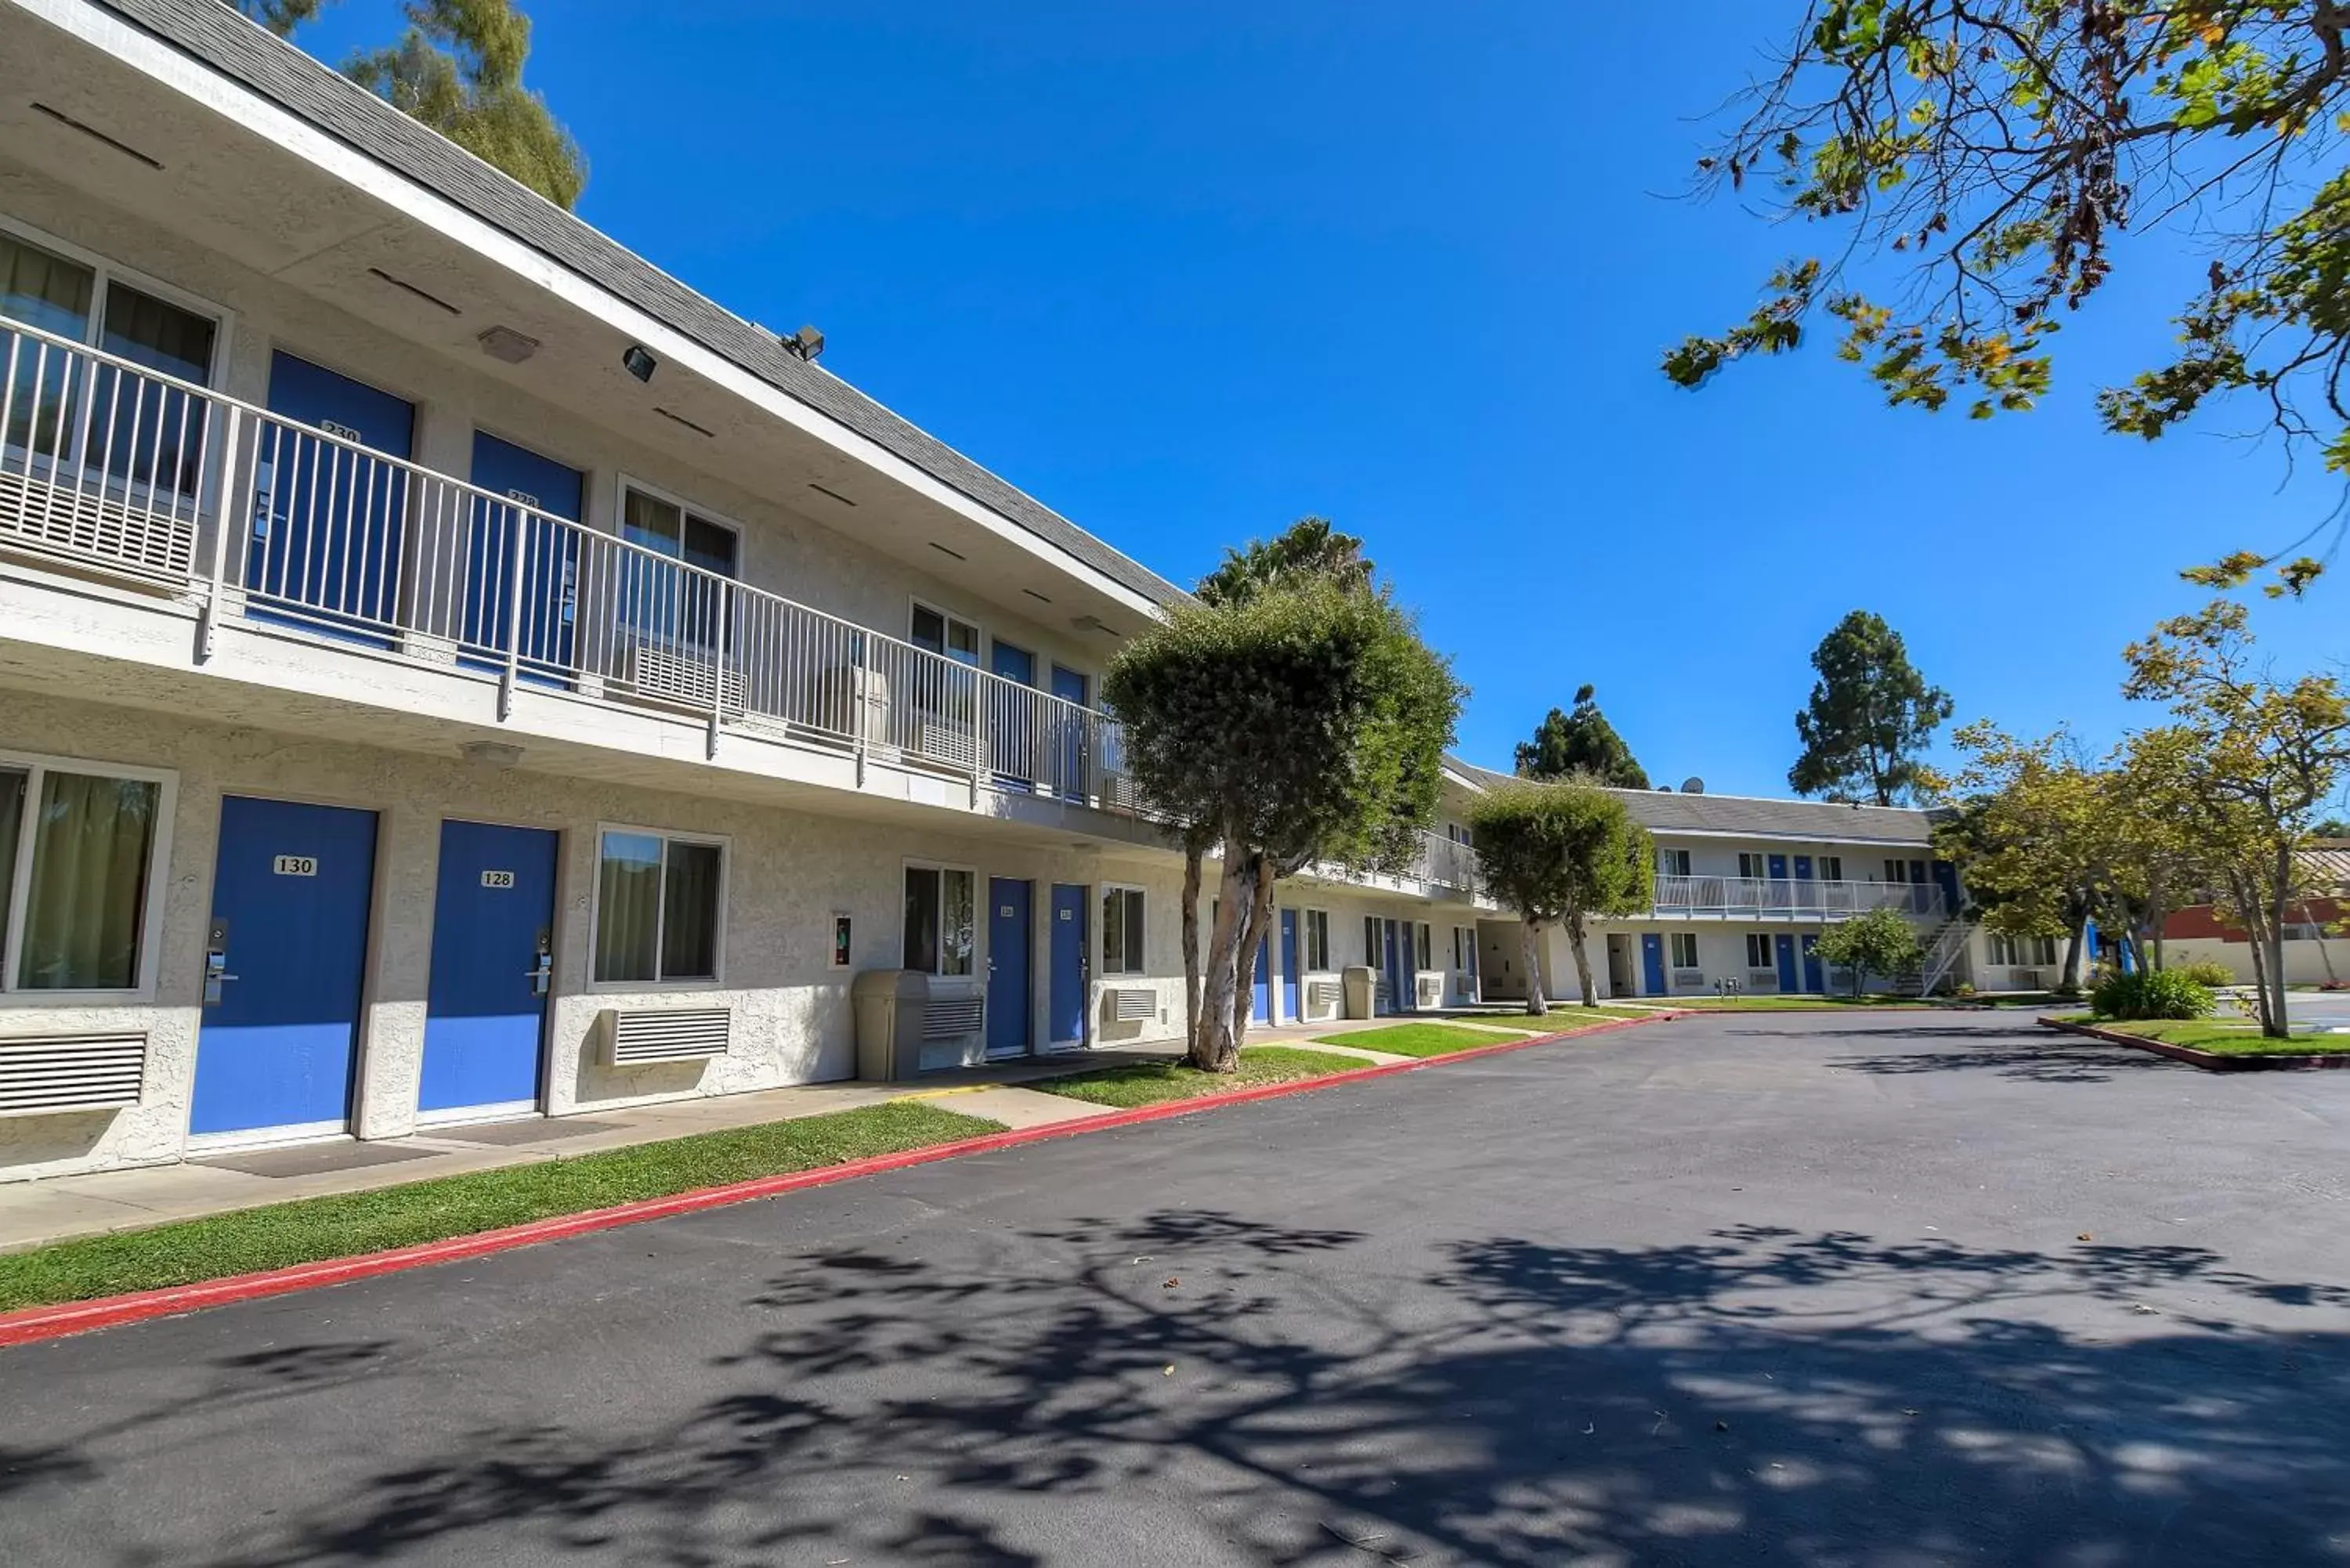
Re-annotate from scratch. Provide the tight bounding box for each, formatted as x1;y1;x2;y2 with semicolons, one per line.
986;875;1036;1058
1047;880;1090;1051
415;816;566;1127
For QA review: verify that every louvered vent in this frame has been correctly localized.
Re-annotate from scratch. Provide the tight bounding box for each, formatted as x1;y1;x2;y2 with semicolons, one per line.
1108;987;1155;1023
1309;979;1343;1013
606;1008;730;1066
1416;974;1445;1009
0;1031;147;1116
921;993;986;1040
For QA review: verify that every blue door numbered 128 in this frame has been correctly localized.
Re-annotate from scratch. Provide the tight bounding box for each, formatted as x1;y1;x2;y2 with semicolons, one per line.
1802;934;1825;993
1774;934;1799;992
418;820;559;1118
987;877;1032;1058
1641;933;1667;995
251;352;414;639
1279;909;1301;1024
191;797;378;1138
1048;883;1088;1049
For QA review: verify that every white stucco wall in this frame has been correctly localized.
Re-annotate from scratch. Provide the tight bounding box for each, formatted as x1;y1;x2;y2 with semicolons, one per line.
0;690;1188;1181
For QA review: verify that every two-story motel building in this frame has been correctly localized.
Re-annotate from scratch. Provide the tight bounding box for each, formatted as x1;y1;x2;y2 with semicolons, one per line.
0;0;2005;1185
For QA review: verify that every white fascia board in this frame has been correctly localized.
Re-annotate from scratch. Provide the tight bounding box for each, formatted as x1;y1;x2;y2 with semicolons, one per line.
1645;826;1936;847
27;0;1164;621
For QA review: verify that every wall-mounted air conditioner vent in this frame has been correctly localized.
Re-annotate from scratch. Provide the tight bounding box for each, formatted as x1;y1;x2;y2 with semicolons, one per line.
605;1008;730;1066
922;992;986;1040
1107;987;1155;1023
0;1031;147;1116
1672;968;1707;988
618;641;744;716
1415;974;1445;1009
1747;970;1779;989
1309;979;1343;1013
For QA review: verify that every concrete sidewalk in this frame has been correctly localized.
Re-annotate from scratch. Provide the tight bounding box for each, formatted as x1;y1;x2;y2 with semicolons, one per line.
0;1013;1532;1254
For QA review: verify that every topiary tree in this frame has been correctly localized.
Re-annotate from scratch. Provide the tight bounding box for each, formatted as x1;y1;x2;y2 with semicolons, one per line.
1514;684;1650;789
1104;581;1462;1068
1811;906;1923;999
1466;779;1654;1014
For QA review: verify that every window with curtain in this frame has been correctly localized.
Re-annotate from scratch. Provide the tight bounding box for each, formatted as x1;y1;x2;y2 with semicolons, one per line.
1;229;217;495
1415;923;1433;971
1305;909;1330;971
619;484;739;651
0;761;164;992
1746;933;1777;968
594;829;723;984
1101;886;1145;974
1670;932;1701;969
902;865;974;977
1658;847;1692;877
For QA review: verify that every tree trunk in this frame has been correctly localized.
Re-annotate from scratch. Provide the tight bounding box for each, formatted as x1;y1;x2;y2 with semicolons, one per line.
1180;837;1204;1055
1520;918;1549;1016
1564;911;1598;1006
2149;886;2168;972
2059;916;2089;995
1193;842;1250;1071
1228;855;1275;1052
2266;848;2294;1038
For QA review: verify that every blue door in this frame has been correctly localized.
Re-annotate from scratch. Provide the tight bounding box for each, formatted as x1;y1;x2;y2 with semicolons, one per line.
1251;931;1272;1024
987;877;1032;1057
192;797;378;1136
1382;920;1405;1013
251;353;414;638
1932;858;1961;917
1640;933;1666;995
1801;934;1824;993
1767;853;1788;880
1048;883;1087;1048
418;821;558;1116
1280;909;1300;1023
463;432;582;681
1049;665;1089;799
1793;855;1816;912
1774;934;1799;991
990;641;1036;791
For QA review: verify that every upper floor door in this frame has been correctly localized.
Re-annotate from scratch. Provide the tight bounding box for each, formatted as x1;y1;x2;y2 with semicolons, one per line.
255;352;414;638
465;432;584;680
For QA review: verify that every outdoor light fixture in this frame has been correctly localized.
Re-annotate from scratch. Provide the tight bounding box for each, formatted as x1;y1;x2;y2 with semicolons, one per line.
621;344;657;383
458;739;525;768
782;324;825;362
476;324;540;363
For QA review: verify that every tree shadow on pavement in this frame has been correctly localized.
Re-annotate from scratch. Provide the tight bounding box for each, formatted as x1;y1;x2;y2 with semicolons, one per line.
11;1208;2348;1566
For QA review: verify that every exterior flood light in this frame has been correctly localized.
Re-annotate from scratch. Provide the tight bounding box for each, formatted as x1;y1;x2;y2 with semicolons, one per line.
621;344;657;383
782;325;825;362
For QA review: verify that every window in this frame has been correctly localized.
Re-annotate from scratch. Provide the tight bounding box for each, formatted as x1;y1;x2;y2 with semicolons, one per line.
910;602;981;667
1669;932;1701;970
1101;885;1146;974
1305;909;1331;970
1987;933;2060;966
0;757;168;993
1820;855;1843;882
1365;916;1382;966
902;864;975;977
619;482;738;649
1737;853;1768;880
1883;858;1911;883
1415;923;1433;971
1658;847;1692;877
2;224;221;498
593;829;724;984
1448;823;1472;845
1745;933;1776;968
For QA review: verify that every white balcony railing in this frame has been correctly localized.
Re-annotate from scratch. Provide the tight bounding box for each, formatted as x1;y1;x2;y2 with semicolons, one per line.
1651;873;1948;919
1416;830;1479;893
0;316;1131;806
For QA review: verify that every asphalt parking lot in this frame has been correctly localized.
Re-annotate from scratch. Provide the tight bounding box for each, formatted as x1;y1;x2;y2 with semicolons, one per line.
2;1009;2345;1566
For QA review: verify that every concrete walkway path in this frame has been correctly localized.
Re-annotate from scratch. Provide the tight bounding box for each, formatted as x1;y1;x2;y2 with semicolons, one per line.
0;1013;1528;1253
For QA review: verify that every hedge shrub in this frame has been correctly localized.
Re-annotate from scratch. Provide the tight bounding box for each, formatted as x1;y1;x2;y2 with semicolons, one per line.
2169;959;2236;990
2092;968;2216;1021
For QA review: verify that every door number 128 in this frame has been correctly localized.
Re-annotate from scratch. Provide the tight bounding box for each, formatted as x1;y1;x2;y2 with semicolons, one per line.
480;869;516;889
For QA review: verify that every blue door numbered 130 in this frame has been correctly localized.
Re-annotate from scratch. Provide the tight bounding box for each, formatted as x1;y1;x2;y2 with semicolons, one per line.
419;820;559;1118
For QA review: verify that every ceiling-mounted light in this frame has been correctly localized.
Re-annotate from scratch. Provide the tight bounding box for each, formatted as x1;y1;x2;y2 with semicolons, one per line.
781;324;826;362
477;324;540;363
458;739;525;768
621;344;657;383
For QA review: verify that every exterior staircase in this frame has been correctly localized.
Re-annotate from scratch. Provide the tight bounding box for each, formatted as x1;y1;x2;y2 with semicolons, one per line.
1892;918;1971;996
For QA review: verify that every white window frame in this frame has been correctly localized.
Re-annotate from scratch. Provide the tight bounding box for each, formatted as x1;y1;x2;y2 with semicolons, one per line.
1100;881;1147;976
1883;858;1911;883
1415;922;1434;972
615;473;744;580
1820;854;1843;882
1670;931;1702;970
909;597;982;667
1744;933;1776;968
1737;852;1768;880
0;212;234;386
0;749;177;1003
1658;847;1693;877
587;822;729;991
902;858;979;978
1304;908;1332;971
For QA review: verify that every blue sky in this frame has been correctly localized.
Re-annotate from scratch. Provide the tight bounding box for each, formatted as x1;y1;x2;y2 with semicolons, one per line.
295;0;2342;796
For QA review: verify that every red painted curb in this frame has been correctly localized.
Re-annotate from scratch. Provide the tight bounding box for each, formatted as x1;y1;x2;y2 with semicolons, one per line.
0;1011;1680;1349
2037;1014;2350;1072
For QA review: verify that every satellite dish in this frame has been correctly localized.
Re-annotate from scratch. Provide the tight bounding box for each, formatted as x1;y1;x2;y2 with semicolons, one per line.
1656;784;1672;792
1682;776;1705;795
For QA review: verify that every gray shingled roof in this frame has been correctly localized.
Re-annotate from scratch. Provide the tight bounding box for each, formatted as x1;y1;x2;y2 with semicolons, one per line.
95;0;1188;607
1451;760;1939;845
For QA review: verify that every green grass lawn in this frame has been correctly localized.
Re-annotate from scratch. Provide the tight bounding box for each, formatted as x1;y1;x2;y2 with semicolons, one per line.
0;1100;1001;1315
1317;1013;1643;1059
1033;1046;1367;1108
1655;994;1933;1010
2077;1017;2350;1056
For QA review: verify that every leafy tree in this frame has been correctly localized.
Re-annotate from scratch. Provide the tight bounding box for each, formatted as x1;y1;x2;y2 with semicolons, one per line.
1466;779;1654;1014
2317;817;2350;840
222;0;585;209
1667;0;2350;594
1514;685;1650;789
1788;611;1952;805
1935;721;2132;992
1195;517;1372;609
1812;905;1922;999
2122;598;2350;1035
1104;582;1462;1068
